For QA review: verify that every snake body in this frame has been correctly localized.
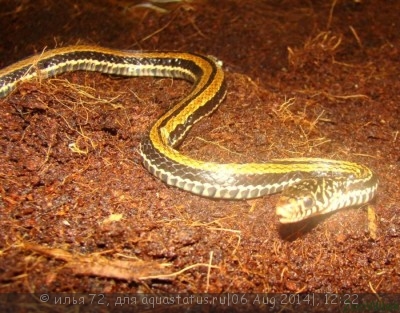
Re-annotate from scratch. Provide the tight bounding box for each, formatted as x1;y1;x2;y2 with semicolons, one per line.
0;46;378;223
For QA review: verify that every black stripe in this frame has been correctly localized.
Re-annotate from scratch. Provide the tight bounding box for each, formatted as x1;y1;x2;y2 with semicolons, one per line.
160;55;225;147
141;138;308;198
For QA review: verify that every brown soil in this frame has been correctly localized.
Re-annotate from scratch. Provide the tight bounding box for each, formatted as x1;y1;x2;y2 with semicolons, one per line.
0;0;399;301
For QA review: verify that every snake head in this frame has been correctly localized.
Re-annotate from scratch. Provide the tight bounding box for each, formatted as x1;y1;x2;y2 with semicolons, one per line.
276;178;325;223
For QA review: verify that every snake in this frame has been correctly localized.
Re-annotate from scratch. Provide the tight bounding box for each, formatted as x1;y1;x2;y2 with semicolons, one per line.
0;45;378;223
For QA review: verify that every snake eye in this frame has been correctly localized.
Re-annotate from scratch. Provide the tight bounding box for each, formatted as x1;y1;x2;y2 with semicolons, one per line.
302;195;314;209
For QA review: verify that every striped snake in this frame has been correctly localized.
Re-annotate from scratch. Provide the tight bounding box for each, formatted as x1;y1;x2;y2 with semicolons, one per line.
0;46;378;223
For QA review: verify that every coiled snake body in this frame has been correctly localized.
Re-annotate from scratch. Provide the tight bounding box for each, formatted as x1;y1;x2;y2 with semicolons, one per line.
0;46;378;223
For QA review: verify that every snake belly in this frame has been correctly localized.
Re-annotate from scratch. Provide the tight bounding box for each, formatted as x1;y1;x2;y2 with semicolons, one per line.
0;45;378;223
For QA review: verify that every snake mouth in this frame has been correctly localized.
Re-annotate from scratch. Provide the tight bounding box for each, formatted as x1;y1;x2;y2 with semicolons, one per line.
276;196;307;224
276;196;296;223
